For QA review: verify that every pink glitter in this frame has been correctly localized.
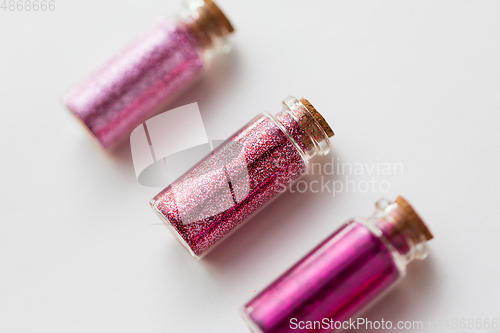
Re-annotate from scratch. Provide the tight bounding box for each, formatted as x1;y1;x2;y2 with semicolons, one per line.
242;197;433;333
151;97;334;258
151;114;307;258
63;18;204;149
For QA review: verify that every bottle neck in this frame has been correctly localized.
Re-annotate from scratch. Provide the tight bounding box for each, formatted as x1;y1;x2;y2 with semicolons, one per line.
178;0;234;61
273;96;334;162
366;197;433;266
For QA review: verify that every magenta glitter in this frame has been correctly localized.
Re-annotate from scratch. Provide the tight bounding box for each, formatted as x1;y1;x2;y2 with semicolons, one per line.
64;18;204;149
242;197;434;333
244;222;399;333
151;97;334;258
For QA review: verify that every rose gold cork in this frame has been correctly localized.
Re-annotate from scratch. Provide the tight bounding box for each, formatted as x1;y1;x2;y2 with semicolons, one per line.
300;98;334;138
395;196;433;241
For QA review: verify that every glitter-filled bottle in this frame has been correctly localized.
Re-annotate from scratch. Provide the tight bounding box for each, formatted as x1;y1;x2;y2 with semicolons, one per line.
151;96;335;259
63;0;234;150
241;196;433;333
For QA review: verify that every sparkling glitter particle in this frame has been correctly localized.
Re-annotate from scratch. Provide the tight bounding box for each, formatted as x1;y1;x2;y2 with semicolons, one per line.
152;114;311;258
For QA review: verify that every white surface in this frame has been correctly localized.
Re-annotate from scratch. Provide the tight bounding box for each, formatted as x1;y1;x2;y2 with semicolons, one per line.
1;1;500;332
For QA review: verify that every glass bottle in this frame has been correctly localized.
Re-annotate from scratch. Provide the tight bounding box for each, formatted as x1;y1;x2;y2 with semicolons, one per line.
63;0;234;150
242;196;434;333
150;96;335;259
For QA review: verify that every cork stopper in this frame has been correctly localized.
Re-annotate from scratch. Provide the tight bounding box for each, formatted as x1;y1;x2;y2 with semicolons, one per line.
395;196;433;241
205;0;234;33
300;98;334;138
184;0;234;49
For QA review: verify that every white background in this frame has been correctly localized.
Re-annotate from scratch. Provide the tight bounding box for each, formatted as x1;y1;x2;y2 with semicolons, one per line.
1;1;500;332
